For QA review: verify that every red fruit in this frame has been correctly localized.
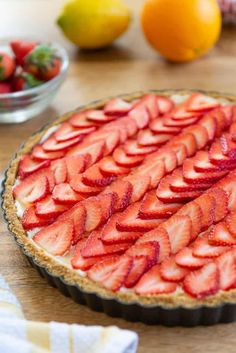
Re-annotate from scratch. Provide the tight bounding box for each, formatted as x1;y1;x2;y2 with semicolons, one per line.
193;151;222;173
101;126;126;146
134;159;165;188
171;106;199;120
226;211;236;236
10;40;37;66
209;223;236;246
209;140;236;168
52;183;82;204
33;219;73;256
185;125;209;149
0;82;12;94
116;117;138;137
124;140;157;156
97;192;116;223
170;133;197;157
150;119;180;135
83;197;103;232
177;201;203;240
18;154;50;179
164;116;199;127
12;72;43;91
156;95;174;115
101;214;141;244
199;114;216;141
65;154;88;181
175;247;207;269
222;106;233;125
22;206;54;230
35;195;69;218
183;158;227;184
116;202;162;232
88;255;132;291
42;135;82;152
59;203;86;245
70;174;102;195
0;52;15;80
220;134;236;159
113;147;144;167
104;98;132;116
169;169;210;193
13;175;49;204
192;236;229;258
128;104;149;128
187;93;219;112
32;144;65;161
218;173;236;212
208;187;229;223
82;164;115;187
171;143;188;166
86;109;115;123
135;265;177;295
216;250;236;291
137;227;171;263
99;157;130;176
138;129;172;147
137;94;159;119
139;190;181;219
160;256;188;282
195;193;215;230
162;215;191;254
160;149;178;173
211;108;228;137
69;110;98;128
124;256;149;288
126;241;160;267
183;262;219;299
50;158;67;184
71;239;107;270
81;230;132;258
55;122;95;142
66;140;105;165
105;179;133;211
124;174;151;203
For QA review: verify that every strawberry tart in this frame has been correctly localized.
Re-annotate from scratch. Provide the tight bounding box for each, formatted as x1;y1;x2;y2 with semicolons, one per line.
3;90;236;325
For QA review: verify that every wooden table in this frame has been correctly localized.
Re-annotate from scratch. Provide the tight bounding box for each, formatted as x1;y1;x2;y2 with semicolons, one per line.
1;1;236;352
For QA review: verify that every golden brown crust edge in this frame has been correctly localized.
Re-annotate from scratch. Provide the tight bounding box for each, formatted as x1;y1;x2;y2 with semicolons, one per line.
3;89;236;310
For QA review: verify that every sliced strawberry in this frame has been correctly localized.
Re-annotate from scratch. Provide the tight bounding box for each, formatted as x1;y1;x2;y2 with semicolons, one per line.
124;256;149;288
117;117;138;137
169;169;210;192
208;187;229;223
222;106;234;125
172;106;200;121
104;98;132;116
50;158;67;184
226;211;236;236
164;116;199;127
103;131;121;155
113;146;144;167
216;250;236;291
59;203;86;245
220;134;236;159
116;202;162;232
126;241;159;267
138;94;159;120
30;167;55;192
209;223;236;246
86;109;115;123
102;124;127;144
146;148;177;173
52;183;82;205
66;140;105;165
162;215;191;254
97;192;116;223
230;121;236;137
33;219;73;256
156;96;174;115
150;119;180;135
13;175;49;204
139;190;181;219
124;174;151;203
185;125;209;149
83;197;103;232
209;140;236;168
32;145;65;161
104;179;133;211
18;155;50;179
175;247;207;269
211;108;228;137
183;158;227;184
65;154;87;181
22;206;54;230
42;135;82;152
176;201;203;240
218;173;236;211
135;159;165;188
88;255;132;291
187;93;219;113
55;122;95;142
82;164;115;187
160;256;188;282
101;214;141;244
195;193;215;230
70;174;102;195
171;143;188;166
138;129;172;147
193;151;222;173
99;157;130;176
135;265;177;295
170;133;197;157
35;196;69;219
199;114;216;141
69;110;99;128
128;104;149;128
81;230;132;258
124;140;158;156
192;236;230;258
183;262;219;298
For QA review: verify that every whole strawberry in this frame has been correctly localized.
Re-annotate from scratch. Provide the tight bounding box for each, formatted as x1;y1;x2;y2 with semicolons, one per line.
10;40;37;66
0;52;15;81
0;82;12;94
24;45;61;81
12;72;43;92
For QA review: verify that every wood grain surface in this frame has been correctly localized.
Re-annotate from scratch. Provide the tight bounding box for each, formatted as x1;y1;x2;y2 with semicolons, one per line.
1;1;236;352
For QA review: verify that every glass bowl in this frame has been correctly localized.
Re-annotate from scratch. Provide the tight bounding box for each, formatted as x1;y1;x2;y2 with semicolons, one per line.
0;39;69;124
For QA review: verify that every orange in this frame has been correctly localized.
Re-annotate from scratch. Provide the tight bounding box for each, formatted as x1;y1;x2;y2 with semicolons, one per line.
141;0;222;62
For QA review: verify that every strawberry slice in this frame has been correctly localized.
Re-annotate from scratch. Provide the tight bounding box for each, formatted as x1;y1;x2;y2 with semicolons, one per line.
81;230;132;258
209;223;236;246
104;98;132;116
66;140;105;165
222;106;234;125
104;179;133;211
137;129;172;147
183;158;227;184
176;201;203;240
170;133;197;157
88;255;132;291
139;190;181;219
65;154;88;181
211;108;228;137
35;196;69;219
230;121;236;137
101;214;141;244
55;122;95;142
83;197;103;232
185;125;209;149
226;211;236;236
187;93;219;112
116;202;162;232
195;193;215;230
160;256;188;282
52;183;82;205
18;155;50;179
172;106;200;120
199;114;216;141
150;119;180;135
169;169;210;192
156;96;174;115
164;116;199;127
124;140;158;156
70;174;102;195
82;164;115;187
33;219;73;256
103;131;121;155
13;175;49;204
135;159;165;188
42;135;82;152
209;140;236;168
162;215;191;254
59;203;86;245
69;111;99;128
183;262;219;298
32;145;65;161
126;241;160;267
128;104;149;128
99;157;130;176
220;134;236;159
102;123;127;144
192;236;230;258
22;206;54;230
193;151;222;173
216;250;236;291
218;173;236;212
135;265;177;295
124;256;149;288
116;117;138;137
137;228;171;264
208;187;229;223
113;146;144;167
50;158;67;184
86;109;115;123
97;192;116;223
137;94;159;120
175;247;207;269
146;148;177;173
171;143;188;166
124;174;151;203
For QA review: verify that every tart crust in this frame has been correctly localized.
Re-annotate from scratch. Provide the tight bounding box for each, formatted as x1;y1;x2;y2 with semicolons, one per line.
3;89;236;310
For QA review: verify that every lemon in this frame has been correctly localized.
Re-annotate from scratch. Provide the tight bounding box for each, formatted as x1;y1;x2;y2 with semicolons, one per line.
57;0;131;49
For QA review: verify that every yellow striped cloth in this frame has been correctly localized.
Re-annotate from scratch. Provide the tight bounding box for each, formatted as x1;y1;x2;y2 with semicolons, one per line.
0;275;138;353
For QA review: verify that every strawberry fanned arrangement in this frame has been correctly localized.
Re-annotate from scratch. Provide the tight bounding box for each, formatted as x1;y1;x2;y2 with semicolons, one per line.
12;92;236;300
